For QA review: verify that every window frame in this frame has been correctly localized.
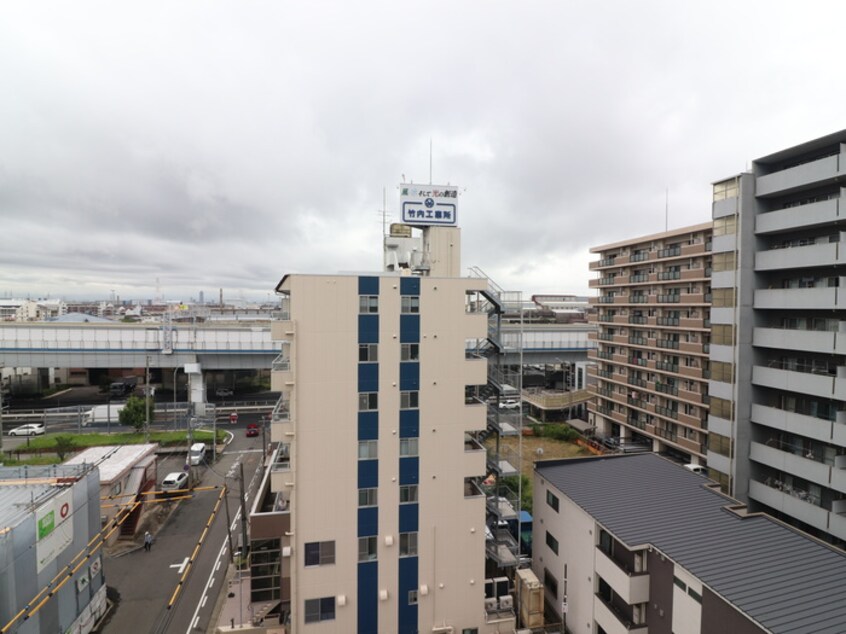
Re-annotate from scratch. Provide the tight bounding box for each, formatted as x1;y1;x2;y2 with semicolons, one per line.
358;440;378;460
358;487;378;507
304;540;335;567
545;530;559;555
358;536;378;562
399;531;418;557
401;296;420;314
400;391;419;410
304;597;336;623
399;484;418;504
399;437;419;457
359;295;379;314
401;343;420;361
358;344;378;362
545;490;560;513
358;392;378;411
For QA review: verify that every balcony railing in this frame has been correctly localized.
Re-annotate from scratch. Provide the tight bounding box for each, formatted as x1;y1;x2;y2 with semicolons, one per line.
657;317;680;326
627;377;647;388
658;270;681;280
271;353;291;372
628;315;647;324
657;294;681;303
657;339;680;350
655;407;679;420
655;382;678;396
658;246;682;258
656;427;678;442
656;362;679;373
272;397;291;422
630;252;649;262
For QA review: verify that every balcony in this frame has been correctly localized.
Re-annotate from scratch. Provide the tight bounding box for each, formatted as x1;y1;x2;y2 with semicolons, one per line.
594;593;648;634
595;546;650;605
749;479;829;533
655;382;678;396
750;440;831;486
658;246;681;258
486;528;518;567
271;395;291;422
752;364;835;400
656;294;680;304
755;241;840;271
756;197;840;235
754;327;836;355
754;286;839;310
270;443;292;492
656;339;680;350
756;152;843;197
750;403;836;443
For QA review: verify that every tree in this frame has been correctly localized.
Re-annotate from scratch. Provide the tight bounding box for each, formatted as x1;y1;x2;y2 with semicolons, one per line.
54;435;77;461
119;396;149;432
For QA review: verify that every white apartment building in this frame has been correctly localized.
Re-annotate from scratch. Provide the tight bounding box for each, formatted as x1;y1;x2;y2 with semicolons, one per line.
533;453;846;634
266;199;519;632
708;130;846;549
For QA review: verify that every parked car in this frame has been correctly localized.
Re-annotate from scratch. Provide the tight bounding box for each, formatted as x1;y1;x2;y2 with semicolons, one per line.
9;423;45;436
684;464;707;475
161;471;190;493
216;387;234;398
499;399;520;410
246;423;259;437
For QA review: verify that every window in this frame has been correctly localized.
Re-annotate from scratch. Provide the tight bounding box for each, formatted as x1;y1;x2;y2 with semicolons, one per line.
712;252;736;272
358;536;377;562
711;324;735;346
462;630;479;634
688;587;702;603
543;568;558;596
711;361;734;383
359;392;378;411
545;531;559;555
358;440;378;460
408;590;418;605
399;532;418;557
401;296;420;314
713;214;737;236
673;576;687;591
304;541;335;566
358;488;378;507
713;178;739;201
712;288;735;307
359;295;378;314
304;597;335;623
401;343;419;361
400;484;418;504
400;391;419;409
710;397;734;421
400;437;419;457
708;432;732;457
359;344;378;362
546;490;559;513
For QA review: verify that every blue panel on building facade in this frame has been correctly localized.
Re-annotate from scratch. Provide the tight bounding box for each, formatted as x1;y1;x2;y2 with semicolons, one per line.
399;457;419;485
358;362;379;392
399;503;419;532
400;276;420;296
359;276;380;296
399;314;420;343
358;412;379;441
398;556;419;634
399;362;419;390
358;459;378;488
399;410;419;438
358;314;379;344
358;507;379;537
358;561;379;634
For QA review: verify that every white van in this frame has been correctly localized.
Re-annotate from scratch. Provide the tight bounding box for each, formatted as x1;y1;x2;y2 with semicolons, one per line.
189;443;207;466
684;464;707;475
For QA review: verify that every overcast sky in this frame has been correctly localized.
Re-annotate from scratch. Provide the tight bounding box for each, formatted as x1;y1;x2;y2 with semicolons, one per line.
2;1;845;303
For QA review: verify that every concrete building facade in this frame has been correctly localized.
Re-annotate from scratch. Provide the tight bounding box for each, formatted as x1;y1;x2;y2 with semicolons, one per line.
587;224;712;463
266;225;517;632
708;130;846;548
533;453;846;634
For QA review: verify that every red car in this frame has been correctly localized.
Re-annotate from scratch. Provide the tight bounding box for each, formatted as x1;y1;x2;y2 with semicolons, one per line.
246;424;259;437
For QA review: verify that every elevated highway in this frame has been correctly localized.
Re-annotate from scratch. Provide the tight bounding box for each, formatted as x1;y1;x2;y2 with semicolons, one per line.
0;321;595;369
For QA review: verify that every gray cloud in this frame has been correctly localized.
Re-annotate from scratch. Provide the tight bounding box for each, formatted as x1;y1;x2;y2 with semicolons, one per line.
1;1;845;301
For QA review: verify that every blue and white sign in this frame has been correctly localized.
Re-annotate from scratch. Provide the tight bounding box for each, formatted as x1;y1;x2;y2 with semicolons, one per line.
400;183;458;226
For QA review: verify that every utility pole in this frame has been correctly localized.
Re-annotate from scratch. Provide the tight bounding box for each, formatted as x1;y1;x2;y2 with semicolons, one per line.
239;462;249;568
144;355;151;442
223;483;235;563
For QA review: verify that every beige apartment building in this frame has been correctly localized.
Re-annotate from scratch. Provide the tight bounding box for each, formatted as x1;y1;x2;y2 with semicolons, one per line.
264;221;519;633
587;224;712;464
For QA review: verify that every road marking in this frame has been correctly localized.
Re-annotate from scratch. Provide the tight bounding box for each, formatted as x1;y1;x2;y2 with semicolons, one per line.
202;595;208;608
209;576;215;588
192;616;199;629
223;449;264;455
170;557;189;575
185;536;229;634
215;560;222;571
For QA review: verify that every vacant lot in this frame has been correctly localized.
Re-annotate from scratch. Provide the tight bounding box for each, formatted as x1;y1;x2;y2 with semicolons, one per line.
496;433;591;481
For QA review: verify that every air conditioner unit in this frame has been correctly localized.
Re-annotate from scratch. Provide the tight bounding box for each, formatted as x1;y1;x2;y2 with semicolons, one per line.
484;597;498;612
499;595;514;610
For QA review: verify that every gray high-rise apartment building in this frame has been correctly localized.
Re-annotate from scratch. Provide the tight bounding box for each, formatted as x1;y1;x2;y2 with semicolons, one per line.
709;130;846;549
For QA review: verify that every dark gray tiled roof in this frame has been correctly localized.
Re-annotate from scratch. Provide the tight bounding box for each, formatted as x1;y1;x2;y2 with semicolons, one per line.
536;453;846;634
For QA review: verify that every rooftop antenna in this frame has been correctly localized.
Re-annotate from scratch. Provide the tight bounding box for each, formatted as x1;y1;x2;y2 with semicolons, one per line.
665;187;669;232
429;138;433;184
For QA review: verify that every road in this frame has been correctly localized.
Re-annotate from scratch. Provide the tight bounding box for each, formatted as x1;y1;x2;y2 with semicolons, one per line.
98;414;267;634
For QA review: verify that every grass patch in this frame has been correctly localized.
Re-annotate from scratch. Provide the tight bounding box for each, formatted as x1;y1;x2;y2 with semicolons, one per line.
16;429;226;451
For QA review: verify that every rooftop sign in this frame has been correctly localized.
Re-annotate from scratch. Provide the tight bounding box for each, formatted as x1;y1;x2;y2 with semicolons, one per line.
400;183;458;226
